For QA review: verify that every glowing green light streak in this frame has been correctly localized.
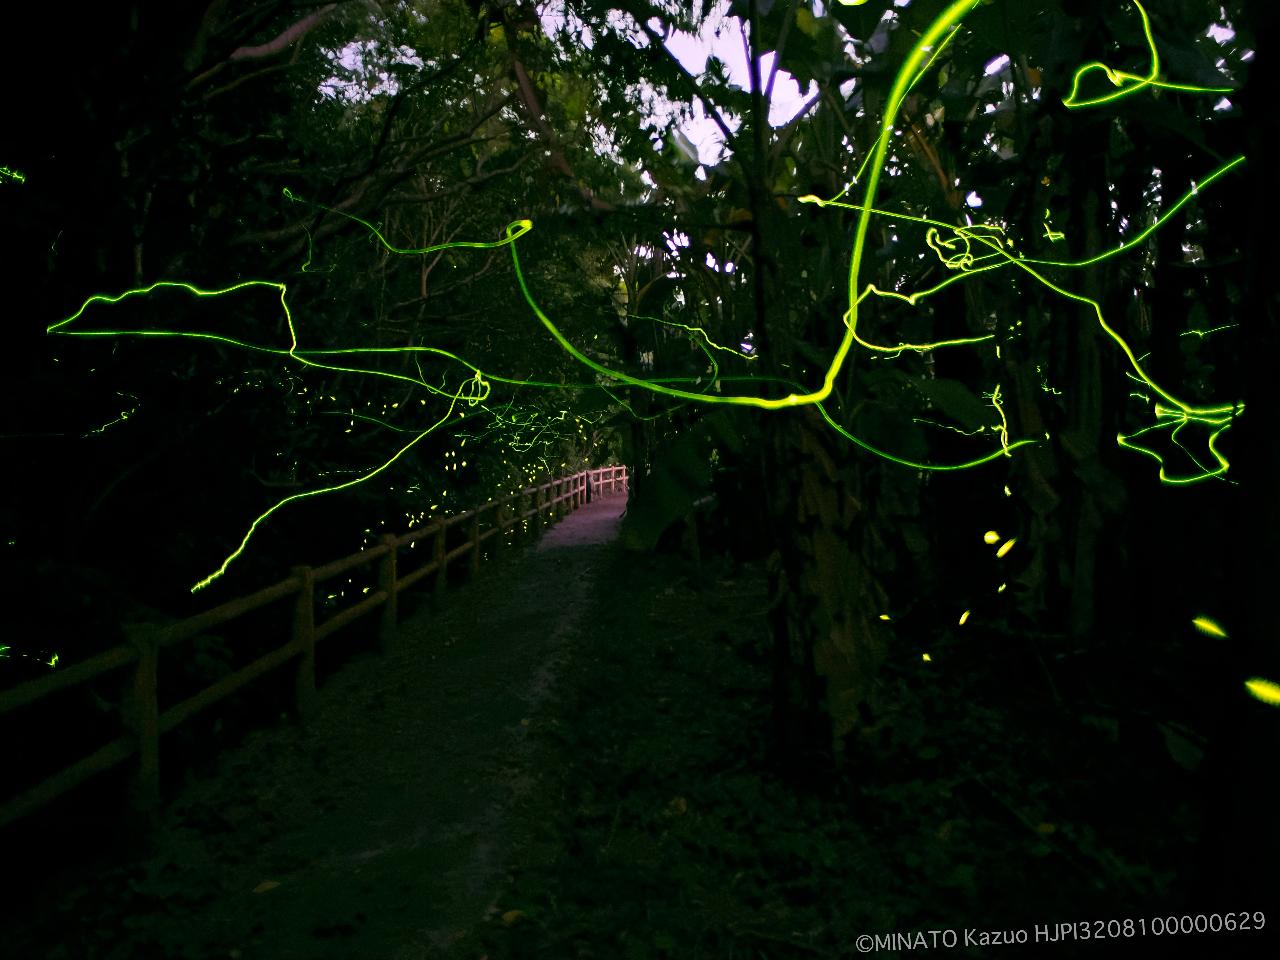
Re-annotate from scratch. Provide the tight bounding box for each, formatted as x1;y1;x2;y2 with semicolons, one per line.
0;165;26;184
994;248;1237;418
49;299;492;403
457;402;583;454
190;373;486;592
639;313;757;362
807;154;1243;279
1019;156;1246;270
1116;405;1234;484
601;383;690;422
0;645;59;668
50;270;1030;496
280;13;1033;473
327;409;463;435
509;233;793;409
83;411;132;437
905;26;963;100
1062;1;1234;109
841;0;984;382
50;293;729;404
604;321;728;421
507;2;993;419
283;187;533;256
1035;365;1063;396
597;366;1036;471
57;0;1242;596
47;280;286;335
809;151;1245;479
1244;678;1280;708
1181;323;1238;339
51;324;465;402
47;280;480;427
912;418;986;437
1192;616;1227;638
47;260;661;590
508;224;1038;469
816;402;1037;471
48;277;527;590
1168;416;1224;481
299;225;334;274
984;383;1011;456
830;21;964;206
601;367;720;422
1042;210;1065;243
799;69;1245;462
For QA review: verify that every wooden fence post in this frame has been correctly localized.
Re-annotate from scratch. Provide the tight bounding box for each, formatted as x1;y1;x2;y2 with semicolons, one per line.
124;624;160;825
292;565;316;721
378;534;399;654
434;523;447;597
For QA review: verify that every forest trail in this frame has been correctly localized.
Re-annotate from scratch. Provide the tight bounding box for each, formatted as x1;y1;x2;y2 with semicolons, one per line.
16;494;628;960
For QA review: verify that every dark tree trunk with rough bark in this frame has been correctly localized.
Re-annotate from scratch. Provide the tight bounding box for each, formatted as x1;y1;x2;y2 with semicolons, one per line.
763;406;889;784
1183;4;1280;939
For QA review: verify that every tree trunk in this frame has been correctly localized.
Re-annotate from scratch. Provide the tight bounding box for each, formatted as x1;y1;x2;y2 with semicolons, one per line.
1183;4;1280;937
764;405;889;783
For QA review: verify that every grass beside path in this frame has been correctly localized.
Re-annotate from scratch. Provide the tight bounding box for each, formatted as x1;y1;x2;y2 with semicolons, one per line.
454;547;1193;960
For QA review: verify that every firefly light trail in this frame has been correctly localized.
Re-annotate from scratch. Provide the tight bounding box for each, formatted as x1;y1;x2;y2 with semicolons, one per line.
799;2;1243;483
45;0;1241;588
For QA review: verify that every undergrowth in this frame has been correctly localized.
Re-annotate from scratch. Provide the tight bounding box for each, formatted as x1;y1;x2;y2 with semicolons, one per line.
459;550;1198;960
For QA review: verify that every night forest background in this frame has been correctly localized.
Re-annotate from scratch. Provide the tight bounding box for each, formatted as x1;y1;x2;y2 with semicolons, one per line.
3;0;1279;957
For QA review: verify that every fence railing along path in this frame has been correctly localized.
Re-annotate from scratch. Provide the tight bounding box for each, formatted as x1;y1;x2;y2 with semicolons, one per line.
0;466;628;830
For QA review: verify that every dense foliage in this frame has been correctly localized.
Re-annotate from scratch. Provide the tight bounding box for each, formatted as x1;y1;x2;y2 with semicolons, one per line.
4;0;1276;927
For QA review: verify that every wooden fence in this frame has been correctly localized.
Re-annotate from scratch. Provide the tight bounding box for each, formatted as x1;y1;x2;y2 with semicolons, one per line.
0;465;628;830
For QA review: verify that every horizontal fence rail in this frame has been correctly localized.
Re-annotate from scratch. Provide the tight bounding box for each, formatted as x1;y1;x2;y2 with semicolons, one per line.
0;466;628;830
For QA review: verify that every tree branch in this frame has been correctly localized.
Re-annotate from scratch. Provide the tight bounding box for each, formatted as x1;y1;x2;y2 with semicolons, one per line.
630;13;740;155
507;55;616;211
229;3;339;61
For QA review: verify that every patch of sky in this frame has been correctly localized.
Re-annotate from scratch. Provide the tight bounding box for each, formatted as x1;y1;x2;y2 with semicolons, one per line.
983;53;1010;76
319;38;423;102
542;0;816;167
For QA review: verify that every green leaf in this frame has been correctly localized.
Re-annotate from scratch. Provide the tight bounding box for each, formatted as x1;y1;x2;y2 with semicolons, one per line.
1158;722;1205;773
911;377;999;431
620;430;711;551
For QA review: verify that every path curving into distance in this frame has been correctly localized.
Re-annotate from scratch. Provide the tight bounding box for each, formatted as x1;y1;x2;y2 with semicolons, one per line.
13;492;627;960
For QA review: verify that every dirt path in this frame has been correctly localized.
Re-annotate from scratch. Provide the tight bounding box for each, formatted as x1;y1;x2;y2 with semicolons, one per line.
20;494;626;960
